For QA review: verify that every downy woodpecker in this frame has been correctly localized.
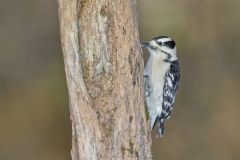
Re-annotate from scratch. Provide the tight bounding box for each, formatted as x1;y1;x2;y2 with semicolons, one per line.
142;36;180;137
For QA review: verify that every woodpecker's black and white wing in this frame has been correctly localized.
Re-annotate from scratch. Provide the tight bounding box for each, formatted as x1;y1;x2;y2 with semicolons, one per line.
157;60;180;137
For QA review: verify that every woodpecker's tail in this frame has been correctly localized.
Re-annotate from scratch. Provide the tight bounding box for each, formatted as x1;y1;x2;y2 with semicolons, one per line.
152;115;165;138
157;120;165;138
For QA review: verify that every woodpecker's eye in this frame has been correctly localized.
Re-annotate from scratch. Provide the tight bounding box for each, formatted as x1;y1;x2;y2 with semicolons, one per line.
157;42;163;46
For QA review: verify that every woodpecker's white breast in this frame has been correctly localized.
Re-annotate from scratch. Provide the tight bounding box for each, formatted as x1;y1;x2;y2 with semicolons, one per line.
144;53;170;128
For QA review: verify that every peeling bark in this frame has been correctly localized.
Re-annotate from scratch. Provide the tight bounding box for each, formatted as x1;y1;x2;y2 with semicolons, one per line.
58;0;152;159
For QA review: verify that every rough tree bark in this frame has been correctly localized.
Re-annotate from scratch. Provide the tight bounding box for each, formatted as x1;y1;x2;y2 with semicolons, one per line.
58;0;152;159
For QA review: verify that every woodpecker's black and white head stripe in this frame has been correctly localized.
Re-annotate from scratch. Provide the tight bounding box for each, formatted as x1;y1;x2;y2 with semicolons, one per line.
153;36;176;49
142;36;177;62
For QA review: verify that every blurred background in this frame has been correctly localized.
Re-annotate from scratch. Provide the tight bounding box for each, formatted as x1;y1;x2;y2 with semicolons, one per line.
0;0;240;159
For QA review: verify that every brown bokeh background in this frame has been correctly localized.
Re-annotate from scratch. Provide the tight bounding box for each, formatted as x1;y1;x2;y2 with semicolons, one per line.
0;0;240;159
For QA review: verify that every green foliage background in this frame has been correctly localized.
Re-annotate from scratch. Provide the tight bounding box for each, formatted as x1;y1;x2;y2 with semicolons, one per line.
0;0;240;159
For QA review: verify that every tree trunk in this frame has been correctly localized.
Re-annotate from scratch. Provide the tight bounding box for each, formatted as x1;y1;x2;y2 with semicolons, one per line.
58;0;152;159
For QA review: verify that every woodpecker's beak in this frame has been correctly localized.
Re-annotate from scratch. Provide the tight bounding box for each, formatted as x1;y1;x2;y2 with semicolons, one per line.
141;43;150;48
141;42;157;50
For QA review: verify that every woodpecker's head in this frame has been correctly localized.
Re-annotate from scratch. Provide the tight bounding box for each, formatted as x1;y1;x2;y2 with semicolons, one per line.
142;36;177;62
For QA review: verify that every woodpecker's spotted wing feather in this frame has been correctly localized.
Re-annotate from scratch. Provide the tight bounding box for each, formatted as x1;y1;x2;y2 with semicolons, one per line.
157;60;180;136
